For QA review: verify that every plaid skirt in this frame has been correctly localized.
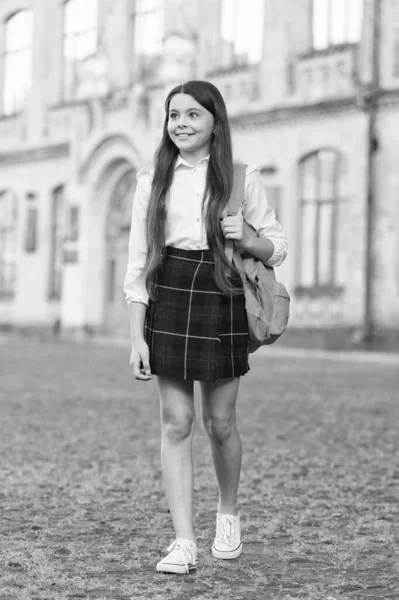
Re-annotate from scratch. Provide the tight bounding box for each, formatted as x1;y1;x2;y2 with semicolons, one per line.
144;247;249;382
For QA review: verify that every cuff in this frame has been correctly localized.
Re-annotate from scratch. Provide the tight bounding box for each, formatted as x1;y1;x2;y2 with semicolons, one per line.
126;297;148;307
266;239;287;268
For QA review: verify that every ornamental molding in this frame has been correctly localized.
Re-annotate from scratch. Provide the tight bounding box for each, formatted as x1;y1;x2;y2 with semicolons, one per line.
78;133;140;183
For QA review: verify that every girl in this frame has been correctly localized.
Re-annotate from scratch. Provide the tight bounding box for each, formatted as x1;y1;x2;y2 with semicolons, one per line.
124;80;287;574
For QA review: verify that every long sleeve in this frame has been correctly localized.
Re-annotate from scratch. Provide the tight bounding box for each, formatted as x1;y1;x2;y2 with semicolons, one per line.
123;169;152;306
243;165;288;267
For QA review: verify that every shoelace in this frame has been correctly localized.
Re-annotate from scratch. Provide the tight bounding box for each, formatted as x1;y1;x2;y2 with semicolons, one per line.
215;515;236;546
166;539;195;574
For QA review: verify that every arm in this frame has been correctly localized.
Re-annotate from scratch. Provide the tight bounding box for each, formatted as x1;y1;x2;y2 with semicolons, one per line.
238;221;275;263
123;170;153;380
128;301;152;381
123;170;152;306
222;165;288;266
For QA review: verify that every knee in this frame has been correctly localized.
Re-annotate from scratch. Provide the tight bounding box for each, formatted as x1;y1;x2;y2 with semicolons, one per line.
203;413;236;443
161;410;195;442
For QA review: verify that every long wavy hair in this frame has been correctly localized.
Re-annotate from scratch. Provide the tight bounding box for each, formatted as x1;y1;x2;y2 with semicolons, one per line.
144;80;241;299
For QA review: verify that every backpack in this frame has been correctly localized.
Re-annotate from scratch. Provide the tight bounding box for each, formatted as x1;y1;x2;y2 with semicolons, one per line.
224;164;290;353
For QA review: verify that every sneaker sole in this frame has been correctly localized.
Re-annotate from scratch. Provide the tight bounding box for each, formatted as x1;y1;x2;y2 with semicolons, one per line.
212;542;243;560
156;562;198;574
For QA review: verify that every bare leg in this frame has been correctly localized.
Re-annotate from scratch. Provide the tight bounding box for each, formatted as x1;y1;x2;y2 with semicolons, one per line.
199;378;242;515
157;376;196;543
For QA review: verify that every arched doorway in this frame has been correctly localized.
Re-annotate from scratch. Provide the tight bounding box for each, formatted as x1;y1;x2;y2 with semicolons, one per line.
104;167;137;336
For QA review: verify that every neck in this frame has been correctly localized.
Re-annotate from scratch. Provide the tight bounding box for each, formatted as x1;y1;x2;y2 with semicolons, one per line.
179;149;210;166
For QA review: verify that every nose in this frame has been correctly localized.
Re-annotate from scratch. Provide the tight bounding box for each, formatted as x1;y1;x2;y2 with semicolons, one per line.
177;114;187;127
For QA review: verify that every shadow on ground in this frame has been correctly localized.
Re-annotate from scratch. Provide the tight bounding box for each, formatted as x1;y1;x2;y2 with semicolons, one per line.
0;338;398;600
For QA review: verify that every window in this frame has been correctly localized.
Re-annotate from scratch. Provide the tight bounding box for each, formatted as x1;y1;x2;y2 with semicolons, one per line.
312;0;363;50
219;0;264;68
265;186;281;223
0;191;17;298
394;29;399;78
107;260;116;303
107;170;136;237
3;11;33;115
25;193;38;253
133;0;164;77
259;167;281;222
65;205;79;242
63;205;79;263
49;186;64;300
298;151;342;292
63;0;98;99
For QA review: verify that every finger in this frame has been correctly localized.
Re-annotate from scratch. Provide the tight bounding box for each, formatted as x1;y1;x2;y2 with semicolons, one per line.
223;217;239;227
130;354;142;379
140;352;151;376
135;363;152;380
224;228;242;237
225;233;243;240
135;372;152;381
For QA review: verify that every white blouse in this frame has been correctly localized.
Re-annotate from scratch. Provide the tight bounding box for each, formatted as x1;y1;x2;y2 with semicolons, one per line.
124;155;288;306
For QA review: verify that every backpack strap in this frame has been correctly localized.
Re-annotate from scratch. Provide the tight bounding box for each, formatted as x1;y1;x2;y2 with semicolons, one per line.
225;164;247;265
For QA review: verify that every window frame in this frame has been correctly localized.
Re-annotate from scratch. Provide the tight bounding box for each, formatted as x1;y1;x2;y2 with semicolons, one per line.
24;193;38;253
0;190;18;299
214;0;265;72
48;186;64;301
62;0;98;101
311;0;364;51
296;150;344;297
2;10;33;116
131;0;164;80
394;28;399;79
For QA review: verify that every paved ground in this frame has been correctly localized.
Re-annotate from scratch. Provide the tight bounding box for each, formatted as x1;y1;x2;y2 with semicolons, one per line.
0;336;398;600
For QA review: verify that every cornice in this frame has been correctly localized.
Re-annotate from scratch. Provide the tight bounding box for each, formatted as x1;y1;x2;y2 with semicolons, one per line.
229;98;358;129
0;143;70;166
377;88;399;108
229;90;399;130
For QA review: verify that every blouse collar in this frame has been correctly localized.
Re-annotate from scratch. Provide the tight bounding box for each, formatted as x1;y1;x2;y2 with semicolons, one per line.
175;154;210;169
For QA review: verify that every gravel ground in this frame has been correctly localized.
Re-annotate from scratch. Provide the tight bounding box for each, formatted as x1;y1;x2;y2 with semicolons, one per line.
0;336;398;600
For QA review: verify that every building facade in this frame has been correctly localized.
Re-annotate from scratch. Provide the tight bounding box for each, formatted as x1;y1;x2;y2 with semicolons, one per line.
0;0;398;348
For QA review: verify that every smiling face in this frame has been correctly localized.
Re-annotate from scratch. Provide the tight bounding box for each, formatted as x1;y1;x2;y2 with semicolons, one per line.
167;93;215;164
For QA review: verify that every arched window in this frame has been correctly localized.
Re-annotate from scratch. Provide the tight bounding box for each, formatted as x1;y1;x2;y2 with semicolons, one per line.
312;0;363;50
3;10;33;115
298;150;342;292
220;0;264;68
63;0;98;99
0;190;18;298
49;186;64;300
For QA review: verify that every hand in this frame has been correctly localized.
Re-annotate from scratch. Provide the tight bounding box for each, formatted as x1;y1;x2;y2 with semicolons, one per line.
221;213;254;253
129;340;152;381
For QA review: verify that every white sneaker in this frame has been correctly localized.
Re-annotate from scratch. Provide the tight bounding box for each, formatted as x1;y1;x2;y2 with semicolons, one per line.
156;538;198;574
212;512;242;559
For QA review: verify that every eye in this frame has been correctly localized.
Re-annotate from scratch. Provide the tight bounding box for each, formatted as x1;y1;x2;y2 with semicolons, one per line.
189;112;199;118
169;113;178;120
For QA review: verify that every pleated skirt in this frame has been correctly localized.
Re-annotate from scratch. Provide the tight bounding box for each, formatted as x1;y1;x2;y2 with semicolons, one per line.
144;247;250;382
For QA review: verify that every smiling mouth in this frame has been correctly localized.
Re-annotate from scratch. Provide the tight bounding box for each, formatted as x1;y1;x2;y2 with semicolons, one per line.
176;133;195;138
